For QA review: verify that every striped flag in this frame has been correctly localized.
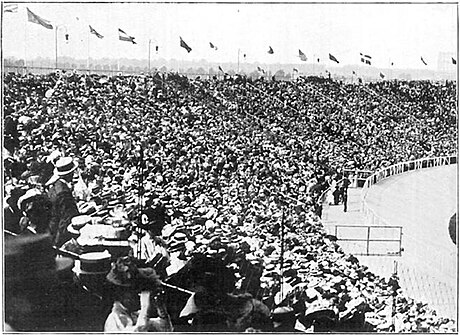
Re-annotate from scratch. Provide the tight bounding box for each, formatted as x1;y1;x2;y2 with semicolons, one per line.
421;57;427;66
298;49;307;61
360;53;372;65
89;25;103;39
3;3;18;13
118;28;136;44
180;37;192;53
452;57;457;65
268;46;274;54
27;7;52;29
329;53;339;64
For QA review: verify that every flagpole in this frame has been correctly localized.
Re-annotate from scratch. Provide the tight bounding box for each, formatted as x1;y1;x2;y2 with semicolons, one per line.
237;48;240;73
24;7;27;70
148;39;151;72
87;29;90;71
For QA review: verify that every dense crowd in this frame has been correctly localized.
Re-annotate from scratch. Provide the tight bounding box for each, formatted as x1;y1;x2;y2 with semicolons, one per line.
3;70;457;332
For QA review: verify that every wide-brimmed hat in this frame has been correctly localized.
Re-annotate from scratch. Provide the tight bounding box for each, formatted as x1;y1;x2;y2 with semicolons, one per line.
54;157;78;176
106;256;161;291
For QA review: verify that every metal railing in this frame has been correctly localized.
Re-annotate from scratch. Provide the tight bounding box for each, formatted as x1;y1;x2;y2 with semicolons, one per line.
361;155;457;226
333;224;403;256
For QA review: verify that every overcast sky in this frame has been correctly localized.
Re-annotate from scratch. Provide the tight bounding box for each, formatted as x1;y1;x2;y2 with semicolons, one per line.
2;2;457;69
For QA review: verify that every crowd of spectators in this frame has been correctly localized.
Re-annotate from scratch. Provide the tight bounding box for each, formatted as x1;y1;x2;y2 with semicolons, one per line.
3;70;457;332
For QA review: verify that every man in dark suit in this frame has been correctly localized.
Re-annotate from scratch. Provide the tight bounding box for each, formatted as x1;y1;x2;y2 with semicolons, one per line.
46;157;80;247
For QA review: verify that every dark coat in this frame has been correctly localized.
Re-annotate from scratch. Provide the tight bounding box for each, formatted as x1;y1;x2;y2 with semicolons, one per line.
47;179;79;247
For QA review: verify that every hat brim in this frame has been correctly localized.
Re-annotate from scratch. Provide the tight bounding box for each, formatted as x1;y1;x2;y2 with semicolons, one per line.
54;162;78;176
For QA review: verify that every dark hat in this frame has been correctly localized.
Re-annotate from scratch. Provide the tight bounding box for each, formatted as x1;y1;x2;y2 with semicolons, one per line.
106;256;161;291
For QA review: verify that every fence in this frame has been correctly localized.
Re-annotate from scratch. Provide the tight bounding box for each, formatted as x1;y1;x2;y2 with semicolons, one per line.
333;224;402;256
361;155;457;227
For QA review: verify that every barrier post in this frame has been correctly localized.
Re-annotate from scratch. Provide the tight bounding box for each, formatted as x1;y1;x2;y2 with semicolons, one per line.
366;226;371;255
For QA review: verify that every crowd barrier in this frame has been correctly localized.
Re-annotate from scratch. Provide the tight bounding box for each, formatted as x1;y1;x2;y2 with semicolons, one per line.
361;155;457;224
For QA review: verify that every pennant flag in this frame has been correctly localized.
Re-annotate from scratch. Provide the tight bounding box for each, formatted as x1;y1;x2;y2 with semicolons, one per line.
293;68;299;73
298;49;307;61
4;3;18;13
379;72;385;79
118;28;136;44
421;57;427;66
27;7;53;29
180;37;192;53
209;42;218;50
452;57;457;65
89;25;103;39
218;66;224;73
329;53;339;64
360;53;372;65
257;66;265;74
268;46;274;54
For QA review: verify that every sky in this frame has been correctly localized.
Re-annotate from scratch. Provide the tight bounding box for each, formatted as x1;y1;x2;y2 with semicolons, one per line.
1;2;458;69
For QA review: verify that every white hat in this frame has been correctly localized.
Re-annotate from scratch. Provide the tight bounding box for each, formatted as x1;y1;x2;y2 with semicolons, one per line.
54;157;78;176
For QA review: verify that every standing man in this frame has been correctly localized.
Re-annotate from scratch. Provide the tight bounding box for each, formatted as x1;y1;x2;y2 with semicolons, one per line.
46;157;80;247
340;174;351;212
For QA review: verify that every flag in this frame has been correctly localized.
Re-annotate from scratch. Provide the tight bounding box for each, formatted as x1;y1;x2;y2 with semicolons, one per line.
452;57;457;65
3;3;18;13
391;62;394;66
268;46;274;54
218;66;224;73
118;28;136;44
421;57;427;66
329;53;339;64
317;58;320;63
209;42;217;50
27;7;52;29
293;68;298;73
299;49;307;61
380;72;385;79
352;70;356;75
360;53;372;65
180;37;192;53
257;66;265;74
89;25;103;39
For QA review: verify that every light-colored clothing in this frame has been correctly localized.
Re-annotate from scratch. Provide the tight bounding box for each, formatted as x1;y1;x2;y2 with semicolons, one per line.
140;235;170;266
104;301;173;332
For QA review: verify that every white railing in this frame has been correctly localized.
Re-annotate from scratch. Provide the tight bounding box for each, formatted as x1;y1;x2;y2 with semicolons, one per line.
361;155;457;227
